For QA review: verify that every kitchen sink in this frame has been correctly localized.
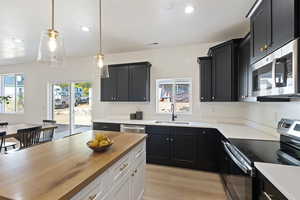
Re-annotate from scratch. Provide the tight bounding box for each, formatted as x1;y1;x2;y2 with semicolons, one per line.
153;121;191;125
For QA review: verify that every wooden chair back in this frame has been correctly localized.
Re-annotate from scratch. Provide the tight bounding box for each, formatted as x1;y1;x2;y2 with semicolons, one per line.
0;122;8;127
17;126;42;149
41;120;56;142
0;132;6;153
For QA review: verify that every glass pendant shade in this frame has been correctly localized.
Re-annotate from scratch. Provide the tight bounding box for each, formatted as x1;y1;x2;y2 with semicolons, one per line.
37;29;64;64
96;53;109;78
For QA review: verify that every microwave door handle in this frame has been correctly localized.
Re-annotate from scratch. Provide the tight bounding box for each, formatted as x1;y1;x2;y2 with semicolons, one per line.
223;142;252;175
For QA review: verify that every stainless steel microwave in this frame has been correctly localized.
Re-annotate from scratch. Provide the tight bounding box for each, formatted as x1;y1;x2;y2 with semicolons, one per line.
251;38;299;97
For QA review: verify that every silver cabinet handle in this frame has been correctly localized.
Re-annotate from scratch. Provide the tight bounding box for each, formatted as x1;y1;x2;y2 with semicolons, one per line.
166;138;169;141
170;138;174;142
263;192;273;200
212;96;215;100
119;163;128;171
201;97;204;100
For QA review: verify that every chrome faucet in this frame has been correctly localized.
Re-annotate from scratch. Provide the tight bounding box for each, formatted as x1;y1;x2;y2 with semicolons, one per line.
171;104;177;121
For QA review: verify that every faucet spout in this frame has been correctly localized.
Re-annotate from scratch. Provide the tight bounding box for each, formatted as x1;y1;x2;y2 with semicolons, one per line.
171;104;177;121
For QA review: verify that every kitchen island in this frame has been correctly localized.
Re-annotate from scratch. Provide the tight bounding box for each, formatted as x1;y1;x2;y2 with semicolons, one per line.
0;131;147;200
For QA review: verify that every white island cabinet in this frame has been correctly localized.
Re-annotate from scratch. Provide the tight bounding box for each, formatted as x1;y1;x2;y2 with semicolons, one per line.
72;140;146;200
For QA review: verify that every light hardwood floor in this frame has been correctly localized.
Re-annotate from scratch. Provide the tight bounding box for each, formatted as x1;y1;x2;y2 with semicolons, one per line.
144;164;227;200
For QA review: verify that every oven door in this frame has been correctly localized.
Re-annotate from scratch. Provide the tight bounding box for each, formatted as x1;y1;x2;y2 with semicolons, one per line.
223;142;253;200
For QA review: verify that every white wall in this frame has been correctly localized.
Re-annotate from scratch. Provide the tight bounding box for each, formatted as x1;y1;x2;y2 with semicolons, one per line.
0;57;95;124
1;43;299;129
0;43;247;124
93;43;247;122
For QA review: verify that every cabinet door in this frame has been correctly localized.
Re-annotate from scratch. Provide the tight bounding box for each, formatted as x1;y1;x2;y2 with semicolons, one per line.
129;65;150;101
212;44;232;101
270;0;294;52
171;127;198;168
197;129;219;172
131;159;145;200
199;57;212;102
146;134;170;164
238;36;250;100
109;174;131;200
250;0;271;63
101;67;117;101
115;66;129;101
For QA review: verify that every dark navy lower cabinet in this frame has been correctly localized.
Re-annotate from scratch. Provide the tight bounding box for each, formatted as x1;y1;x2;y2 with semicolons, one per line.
146;125;220;172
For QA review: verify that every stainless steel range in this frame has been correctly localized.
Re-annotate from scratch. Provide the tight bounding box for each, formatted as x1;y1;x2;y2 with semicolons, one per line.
221;118;300;200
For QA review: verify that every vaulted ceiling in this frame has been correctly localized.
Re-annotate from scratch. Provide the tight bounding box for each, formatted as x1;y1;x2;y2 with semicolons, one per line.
0;0;255;65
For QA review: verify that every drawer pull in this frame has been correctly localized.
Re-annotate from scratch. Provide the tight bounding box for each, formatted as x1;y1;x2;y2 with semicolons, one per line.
134;169;138;173
263;192;273;200
119;163;128;171
89;194;97;200
131;173;135;177
135;149;144;159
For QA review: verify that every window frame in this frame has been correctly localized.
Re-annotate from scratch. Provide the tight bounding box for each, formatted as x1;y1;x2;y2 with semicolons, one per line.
0;73;25;114
156;78;193;115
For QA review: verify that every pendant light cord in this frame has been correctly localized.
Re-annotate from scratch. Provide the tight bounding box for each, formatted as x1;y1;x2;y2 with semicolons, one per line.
99;0;102;53
51;0;55;30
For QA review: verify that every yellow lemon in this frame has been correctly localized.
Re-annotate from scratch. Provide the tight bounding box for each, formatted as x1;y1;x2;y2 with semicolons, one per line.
89;140;99;148
95;133;107;141
99;140;109;147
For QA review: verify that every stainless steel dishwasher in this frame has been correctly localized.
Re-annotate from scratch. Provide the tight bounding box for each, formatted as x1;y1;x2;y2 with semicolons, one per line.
120;124;146;134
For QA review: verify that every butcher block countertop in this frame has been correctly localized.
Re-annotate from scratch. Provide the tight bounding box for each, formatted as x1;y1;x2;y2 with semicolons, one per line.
0;131;147;200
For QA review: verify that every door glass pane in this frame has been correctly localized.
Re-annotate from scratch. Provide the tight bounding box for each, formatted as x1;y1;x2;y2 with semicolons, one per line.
53;83;70;137
16;75;24;112
158;82;173;113
4;75;16;112
73;82;92;134
175;83;190;113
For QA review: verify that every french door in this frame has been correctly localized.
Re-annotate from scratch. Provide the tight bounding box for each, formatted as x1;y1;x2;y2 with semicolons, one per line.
49;81;92;138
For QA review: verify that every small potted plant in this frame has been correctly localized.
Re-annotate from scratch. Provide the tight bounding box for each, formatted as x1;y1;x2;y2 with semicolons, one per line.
0;96;11;104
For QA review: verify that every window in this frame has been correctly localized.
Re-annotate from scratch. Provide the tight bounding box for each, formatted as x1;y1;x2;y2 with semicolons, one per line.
156;78;192;114
0;74;24;113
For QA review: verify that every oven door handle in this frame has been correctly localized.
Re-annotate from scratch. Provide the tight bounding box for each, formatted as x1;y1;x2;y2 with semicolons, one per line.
223;142;253;175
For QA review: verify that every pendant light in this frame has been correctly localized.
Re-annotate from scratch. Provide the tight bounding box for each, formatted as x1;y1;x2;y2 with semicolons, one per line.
96;0;109;78
37;0;64;64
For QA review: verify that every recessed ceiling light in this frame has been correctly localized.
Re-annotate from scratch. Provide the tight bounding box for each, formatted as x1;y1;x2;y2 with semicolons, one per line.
185;5;195;14
81;26;90;32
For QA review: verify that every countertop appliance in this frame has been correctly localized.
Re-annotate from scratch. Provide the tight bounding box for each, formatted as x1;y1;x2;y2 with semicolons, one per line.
222;118;300;200
251;38;299;98
120;124;145;134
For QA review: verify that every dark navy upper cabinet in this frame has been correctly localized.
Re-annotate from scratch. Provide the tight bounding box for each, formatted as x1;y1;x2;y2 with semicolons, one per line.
250;0;272;64
101;62;151;102
270;0;296;52
238;34;251;101
208;39;241;102
198;57;212;102
129;63;151;101
249;0;299;64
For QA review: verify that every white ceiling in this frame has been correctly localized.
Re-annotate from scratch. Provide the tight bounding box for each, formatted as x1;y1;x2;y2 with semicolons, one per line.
0;0;255;65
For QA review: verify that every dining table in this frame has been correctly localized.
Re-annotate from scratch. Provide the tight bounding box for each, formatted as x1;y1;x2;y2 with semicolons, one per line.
0;123;58;139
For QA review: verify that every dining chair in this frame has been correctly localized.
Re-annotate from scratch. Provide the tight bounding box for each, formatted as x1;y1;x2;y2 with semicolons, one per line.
0;131;6;153
17;126;42;150
40;120;56;143
0;122;17;151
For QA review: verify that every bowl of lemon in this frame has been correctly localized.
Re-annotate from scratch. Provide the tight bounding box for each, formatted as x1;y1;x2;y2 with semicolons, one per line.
87;133;113;152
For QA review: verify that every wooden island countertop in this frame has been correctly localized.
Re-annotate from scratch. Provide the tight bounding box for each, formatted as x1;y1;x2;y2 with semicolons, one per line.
0;131;147;200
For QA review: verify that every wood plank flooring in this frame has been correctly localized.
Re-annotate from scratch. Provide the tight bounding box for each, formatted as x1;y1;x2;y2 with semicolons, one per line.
144;164;227;200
